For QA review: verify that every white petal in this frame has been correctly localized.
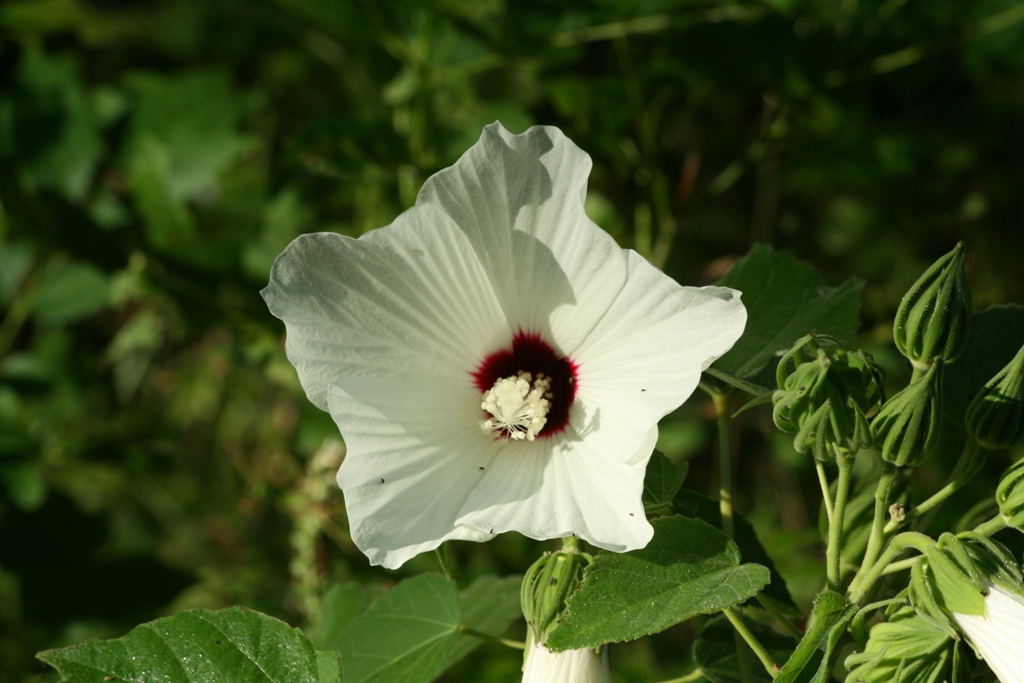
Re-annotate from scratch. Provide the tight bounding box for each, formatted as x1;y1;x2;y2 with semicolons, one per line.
954;584;1024;683
570;263;746;461
417;122;632;347
522;642;611;683
328;377;500;569
262;202;509;410
457;426;657;553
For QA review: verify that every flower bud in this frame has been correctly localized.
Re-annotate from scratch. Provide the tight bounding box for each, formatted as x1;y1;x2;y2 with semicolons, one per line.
521;547;589;640
873;359;942;467
845;604;960;683
893;242;972;366
966;343;1024;450
996;458;1024;530
773;334;884;461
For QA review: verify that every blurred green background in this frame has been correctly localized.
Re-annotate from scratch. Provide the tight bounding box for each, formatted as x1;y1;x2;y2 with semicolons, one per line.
2;0;1024;681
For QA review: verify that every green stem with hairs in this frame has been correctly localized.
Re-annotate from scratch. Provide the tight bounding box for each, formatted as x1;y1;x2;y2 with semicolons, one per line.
886;442;987;534
816;459;834;524
459;626;525;650
847;532;935;604
974;515;1008;536
655;670;707;683
826;450;854;592
855;461;896;584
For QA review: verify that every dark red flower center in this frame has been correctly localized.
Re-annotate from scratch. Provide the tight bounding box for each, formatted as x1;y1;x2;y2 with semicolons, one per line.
472;330;578;438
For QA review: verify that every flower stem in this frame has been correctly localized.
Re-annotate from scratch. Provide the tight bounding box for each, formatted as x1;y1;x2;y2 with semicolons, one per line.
458;626;525;650
885;441;987;534
724;607;778;679
561;535;581;553
816;460;834;525
655;670;706;683
826;450;853;592
855;461;896;585
881;557;917;575
847;532;935;604
974;514;1008;536
712;391;735;540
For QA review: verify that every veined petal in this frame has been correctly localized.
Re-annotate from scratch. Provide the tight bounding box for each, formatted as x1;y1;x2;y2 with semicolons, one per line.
417;123;632;348
328;377;499;569
457;426;657;552
262;202;508;410
954;584;1024;683
571;259;746;459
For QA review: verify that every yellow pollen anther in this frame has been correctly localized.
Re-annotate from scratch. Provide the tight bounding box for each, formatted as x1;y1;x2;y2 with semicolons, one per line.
480;372;552;441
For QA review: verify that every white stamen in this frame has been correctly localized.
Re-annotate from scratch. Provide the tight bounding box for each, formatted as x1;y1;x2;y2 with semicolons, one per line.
480;372;552;441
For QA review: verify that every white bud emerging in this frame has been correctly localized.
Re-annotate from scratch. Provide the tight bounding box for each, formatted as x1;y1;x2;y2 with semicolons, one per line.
522;640;610;683
481;372;552;441
954;583;1024;683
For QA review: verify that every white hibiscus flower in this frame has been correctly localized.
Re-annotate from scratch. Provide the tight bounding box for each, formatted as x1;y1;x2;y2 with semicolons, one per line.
954;583;1024;683
262;123;746;568
522;641;610;683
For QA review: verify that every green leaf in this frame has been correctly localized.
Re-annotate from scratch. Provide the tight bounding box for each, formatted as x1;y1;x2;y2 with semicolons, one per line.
307;582;386;652
775;591;856;683
715;244;864;378
37;606;343;683
643;450;689;512
447;574;523;666
31;261;109;323
545;516;770;650
943;304;1024;427
338;573;460;683
694;613;795;683
673;490;796;611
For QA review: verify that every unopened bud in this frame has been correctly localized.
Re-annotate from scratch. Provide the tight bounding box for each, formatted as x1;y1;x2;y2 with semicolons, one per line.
966;343;1024;450
521;547;589;640
773;334;884;461
893;242;972;367
997;458;1024;530
873;359;942;467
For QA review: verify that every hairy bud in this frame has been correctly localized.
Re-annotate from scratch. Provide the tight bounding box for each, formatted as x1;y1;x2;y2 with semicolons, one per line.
966;343;1024;450
873;359;943;467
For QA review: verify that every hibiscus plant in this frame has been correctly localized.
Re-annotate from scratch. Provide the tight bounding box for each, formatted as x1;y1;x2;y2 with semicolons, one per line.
37;125;1024;683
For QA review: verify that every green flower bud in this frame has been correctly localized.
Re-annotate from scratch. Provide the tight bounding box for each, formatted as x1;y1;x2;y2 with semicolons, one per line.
965;343;1024;450
873;359;942;467
910;532;1022;621
893;242;972;367
773;333;885;461
997;458;1024;530
521;547;589;640
845;604;960;683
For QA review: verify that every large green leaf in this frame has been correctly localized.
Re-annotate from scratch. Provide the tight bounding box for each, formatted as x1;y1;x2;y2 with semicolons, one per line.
775;591;856;683
715;244;864;378
943;304;1024;427
37;606;342;683
545;516;770;651
306;581;386;652
674;490;796;611
447;574;523;666
338;573;460;683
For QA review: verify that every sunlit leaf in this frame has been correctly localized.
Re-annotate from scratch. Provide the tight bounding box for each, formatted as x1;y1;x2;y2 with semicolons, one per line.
37;606;342;683
546;516;770;650
338;573;460;683
715;244;863;379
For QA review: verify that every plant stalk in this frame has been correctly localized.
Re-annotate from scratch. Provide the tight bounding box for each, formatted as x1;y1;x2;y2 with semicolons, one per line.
712;391;735;540
826;450;853;592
